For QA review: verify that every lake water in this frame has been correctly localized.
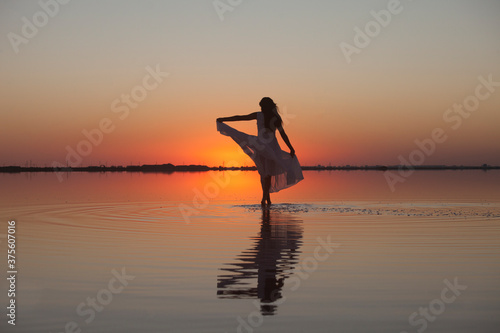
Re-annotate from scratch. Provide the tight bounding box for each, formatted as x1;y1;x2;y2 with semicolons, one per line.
1;170;499;332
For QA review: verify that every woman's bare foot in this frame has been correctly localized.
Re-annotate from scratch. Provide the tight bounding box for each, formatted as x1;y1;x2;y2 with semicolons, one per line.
261;198;271;206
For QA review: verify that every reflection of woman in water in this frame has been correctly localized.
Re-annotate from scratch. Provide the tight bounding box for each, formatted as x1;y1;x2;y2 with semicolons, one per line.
217;97;304;205
217;210;303;315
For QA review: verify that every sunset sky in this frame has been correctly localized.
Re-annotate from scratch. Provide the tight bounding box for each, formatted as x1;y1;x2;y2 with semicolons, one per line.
1;0;499;167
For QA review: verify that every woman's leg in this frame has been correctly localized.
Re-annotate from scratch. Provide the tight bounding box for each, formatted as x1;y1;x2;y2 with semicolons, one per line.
260;176;266;205
264;176;271;205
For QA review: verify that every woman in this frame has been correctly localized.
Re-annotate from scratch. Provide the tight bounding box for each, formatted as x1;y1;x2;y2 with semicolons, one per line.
217;97;303;205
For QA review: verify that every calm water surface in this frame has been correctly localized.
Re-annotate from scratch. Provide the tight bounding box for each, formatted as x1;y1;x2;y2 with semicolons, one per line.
0;171;499;332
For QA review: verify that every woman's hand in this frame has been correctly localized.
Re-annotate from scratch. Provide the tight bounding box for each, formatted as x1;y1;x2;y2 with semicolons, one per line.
216;118;223;123
290;148;295;158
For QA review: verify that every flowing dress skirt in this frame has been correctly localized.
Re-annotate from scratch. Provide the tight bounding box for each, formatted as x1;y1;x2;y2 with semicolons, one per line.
217;115;303;193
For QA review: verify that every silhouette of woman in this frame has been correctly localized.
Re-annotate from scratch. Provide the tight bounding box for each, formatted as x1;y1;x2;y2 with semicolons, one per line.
217;97;304;205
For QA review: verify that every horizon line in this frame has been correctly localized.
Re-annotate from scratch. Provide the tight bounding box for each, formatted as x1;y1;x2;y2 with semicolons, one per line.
1;163;499;174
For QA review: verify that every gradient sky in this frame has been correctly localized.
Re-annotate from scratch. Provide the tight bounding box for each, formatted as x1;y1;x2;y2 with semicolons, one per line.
1;0;499;167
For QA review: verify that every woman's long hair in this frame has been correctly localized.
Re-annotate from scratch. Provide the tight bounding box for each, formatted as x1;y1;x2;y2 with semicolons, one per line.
259;97;282;131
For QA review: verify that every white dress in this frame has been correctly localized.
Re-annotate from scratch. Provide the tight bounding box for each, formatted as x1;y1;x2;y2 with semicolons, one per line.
217;112;304;193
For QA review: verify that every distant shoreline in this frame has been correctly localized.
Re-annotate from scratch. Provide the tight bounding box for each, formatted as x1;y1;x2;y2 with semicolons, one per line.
0;163;498;174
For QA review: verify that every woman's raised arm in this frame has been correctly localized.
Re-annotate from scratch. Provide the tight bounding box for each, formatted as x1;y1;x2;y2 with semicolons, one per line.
217;112;257;123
